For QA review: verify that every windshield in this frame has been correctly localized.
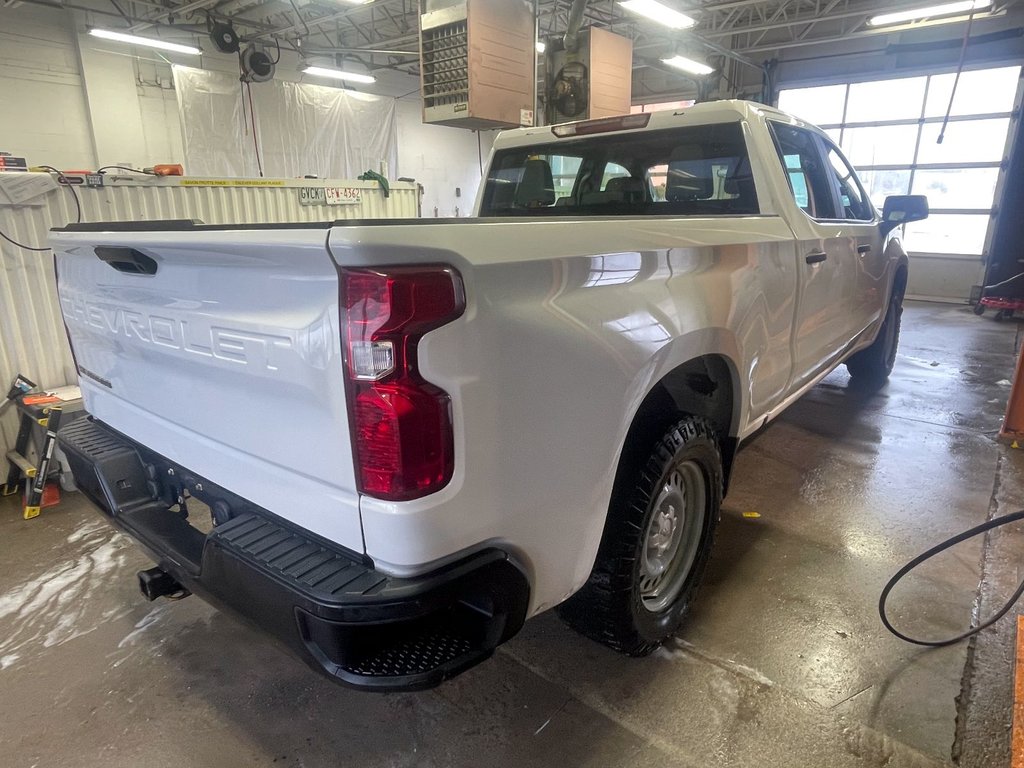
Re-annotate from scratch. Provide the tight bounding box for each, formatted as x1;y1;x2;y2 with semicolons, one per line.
479;122;758;217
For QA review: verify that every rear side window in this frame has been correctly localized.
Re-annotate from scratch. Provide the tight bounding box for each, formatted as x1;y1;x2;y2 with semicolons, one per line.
769;122;837;219
480;122;759;217
600;162;631;191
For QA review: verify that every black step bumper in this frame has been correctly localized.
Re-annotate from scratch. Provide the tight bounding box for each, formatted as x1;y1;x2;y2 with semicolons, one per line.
57;417;529;692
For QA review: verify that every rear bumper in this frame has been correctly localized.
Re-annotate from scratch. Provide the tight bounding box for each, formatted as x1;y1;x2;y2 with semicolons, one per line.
58;417;530;692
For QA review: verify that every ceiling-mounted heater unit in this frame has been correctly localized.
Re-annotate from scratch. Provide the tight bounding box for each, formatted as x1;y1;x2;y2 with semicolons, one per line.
419;0;535;129
546;27;632;125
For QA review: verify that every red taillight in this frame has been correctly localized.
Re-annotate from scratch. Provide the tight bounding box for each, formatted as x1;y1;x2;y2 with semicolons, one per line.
341;266;465;501
550;113;650;137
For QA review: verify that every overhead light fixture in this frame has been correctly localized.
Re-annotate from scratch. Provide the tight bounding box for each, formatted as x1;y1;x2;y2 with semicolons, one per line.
536;41;546;53
661;54;714;76
868;0;992;26
302;65;376;84
620;0;696;30
89;28;202;55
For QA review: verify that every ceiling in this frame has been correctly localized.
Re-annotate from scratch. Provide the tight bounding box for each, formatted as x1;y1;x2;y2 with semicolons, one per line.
12;0;1024;91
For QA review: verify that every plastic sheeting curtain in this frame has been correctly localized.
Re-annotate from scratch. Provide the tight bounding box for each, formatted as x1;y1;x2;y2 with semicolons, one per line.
172;66;398;179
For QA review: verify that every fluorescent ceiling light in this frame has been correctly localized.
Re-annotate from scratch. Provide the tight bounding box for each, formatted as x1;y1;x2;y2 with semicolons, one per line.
536;41;546;53
89;28;201;55
869;0;992;26
661;55;714;76
620;0;696;30
303;65;376;84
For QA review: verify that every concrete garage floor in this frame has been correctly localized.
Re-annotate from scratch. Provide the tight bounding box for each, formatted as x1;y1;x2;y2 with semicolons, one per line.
3;300;1024;768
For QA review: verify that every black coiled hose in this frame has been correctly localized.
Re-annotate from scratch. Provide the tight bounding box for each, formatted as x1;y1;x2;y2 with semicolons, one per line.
879;509;1024;647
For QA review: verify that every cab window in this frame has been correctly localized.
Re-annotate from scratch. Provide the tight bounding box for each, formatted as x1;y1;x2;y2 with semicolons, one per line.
768;122;837;219
600;162;631;191
479;122;759;217
824;145;874;221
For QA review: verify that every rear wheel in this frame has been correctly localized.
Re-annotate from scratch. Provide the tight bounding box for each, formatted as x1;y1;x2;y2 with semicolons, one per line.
846;284;903;385
559;415;722;656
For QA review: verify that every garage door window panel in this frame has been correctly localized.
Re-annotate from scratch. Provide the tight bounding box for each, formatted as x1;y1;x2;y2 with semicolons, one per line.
917;119;1012;164
776;84;847;126
841;125;920;167
912;168;1000;210
858;170;911;209
924;67;1022;117
904;214;991;255
846;77;928;122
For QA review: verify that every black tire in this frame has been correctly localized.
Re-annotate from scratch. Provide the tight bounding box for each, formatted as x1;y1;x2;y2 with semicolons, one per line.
973;303;986;316
846;284;903;384
559;415;722;656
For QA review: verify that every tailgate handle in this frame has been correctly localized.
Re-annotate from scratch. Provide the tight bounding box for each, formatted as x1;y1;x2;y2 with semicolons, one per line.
94;247;158;275
805;251;827;265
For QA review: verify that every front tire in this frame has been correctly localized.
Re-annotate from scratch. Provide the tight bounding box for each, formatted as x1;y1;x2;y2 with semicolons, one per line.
559;415;722;656
846;284;903;385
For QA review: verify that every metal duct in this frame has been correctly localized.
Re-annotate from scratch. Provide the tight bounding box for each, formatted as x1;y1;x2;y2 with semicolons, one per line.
563;0;588;53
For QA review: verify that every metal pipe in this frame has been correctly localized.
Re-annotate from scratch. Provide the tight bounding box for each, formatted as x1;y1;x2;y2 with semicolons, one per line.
247;0;405;42
17;0;206;30
694;35;765;71
303;47;419;56
734;9;1006;54
130;0;219;33
563;0;589;53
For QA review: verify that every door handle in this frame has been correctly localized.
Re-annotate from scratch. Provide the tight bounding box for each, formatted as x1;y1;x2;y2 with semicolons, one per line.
94;246;158;275
857;244;872;255
805;251;827;265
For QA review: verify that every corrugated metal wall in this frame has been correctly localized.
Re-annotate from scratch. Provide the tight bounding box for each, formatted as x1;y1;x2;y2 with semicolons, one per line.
0;174;420;456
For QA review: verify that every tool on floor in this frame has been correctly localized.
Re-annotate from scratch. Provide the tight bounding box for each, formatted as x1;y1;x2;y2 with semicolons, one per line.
22;406;62;520
4;385;83;505
2;374;39;497
973;272;1024;321
879;508;1024;647
0;373;36;412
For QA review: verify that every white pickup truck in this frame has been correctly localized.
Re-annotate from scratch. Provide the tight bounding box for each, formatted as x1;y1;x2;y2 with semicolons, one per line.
52;100;927;691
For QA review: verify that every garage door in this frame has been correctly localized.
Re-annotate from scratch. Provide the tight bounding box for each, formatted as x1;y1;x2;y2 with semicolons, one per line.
778;65;1022;301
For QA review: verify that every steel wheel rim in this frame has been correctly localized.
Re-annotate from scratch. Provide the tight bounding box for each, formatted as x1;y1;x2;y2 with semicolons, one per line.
638;460;707;613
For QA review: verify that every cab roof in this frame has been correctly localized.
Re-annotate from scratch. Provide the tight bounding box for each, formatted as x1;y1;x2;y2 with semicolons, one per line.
490;99;826;151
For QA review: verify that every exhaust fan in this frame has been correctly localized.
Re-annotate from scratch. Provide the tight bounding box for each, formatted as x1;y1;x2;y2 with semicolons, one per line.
545;28;632;124
550;61;589;118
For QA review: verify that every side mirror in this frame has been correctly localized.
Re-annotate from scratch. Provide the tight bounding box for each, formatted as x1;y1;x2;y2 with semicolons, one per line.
881;194;928;236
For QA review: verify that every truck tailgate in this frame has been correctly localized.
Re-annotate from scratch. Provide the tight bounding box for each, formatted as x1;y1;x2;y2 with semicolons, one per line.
50;226;363;553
